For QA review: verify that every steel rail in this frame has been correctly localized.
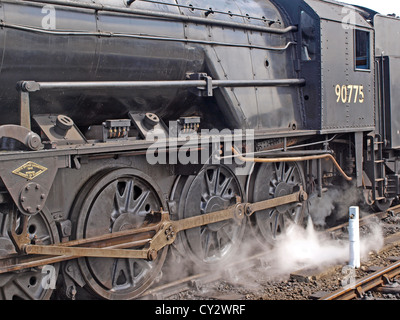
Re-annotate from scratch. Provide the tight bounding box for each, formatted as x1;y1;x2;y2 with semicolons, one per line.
320;260;400;300
140;251;271;299
140;204;400;299
141;205;400;300
318;205;400;300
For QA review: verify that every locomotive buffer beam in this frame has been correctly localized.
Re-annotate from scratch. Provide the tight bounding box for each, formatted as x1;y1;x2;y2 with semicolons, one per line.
5;187;307;271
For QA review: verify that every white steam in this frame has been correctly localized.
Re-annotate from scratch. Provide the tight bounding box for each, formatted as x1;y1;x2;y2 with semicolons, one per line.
308;185;362;228
272;217;384;274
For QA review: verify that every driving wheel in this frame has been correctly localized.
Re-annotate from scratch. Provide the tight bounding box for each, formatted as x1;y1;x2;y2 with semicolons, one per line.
72;168;167;300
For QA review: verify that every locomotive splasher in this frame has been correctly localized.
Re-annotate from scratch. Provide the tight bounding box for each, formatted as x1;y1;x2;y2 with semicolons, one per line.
0;0;399;299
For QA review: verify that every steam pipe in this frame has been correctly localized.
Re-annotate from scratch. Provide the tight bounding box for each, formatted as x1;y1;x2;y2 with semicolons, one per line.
231;147;353;181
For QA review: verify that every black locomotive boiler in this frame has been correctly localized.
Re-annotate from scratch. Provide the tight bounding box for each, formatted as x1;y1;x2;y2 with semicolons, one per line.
0;0;399;299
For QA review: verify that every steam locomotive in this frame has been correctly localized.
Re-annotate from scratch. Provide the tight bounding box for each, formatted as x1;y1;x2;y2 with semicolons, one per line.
0;0;399;299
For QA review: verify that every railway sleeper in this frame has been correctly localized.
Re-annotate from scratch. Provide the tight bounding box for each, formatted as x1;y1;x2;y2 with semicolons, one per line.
1;187;307;273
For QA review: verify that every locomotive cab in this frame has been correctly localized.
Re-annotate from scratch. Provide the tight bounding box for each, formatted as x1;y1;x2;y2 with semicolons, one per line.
275;0;400;209
275;0;375;132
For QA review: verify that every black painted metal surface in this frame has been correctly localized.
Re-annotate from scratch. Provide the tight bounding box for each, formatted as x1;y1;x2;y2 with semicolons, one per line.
0;0;301;133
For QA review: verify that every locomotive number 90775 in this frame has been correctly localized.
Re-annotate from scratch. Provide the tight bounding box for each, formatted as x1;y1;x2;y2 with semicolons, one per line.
335;84;365;104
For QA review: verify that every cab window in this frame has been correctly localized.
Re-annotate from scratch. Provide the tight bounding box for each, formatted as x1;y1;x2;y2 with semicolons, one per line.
355;29;370;70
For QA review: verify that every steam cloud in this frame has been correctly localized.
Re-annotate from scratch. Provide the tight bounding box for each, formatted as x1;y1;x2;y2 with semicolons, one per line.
272;217;384;274
163;185;385;298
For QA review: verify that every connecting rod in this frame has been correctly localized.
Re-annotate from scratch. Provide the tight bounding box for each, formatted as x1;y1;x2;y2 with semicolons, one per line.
2;186;307;272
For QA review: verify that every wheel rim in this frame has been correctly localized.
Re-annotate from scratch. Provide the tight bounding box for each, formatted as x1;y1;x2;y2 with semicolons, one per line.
252;162;306;246
178;165;245;267
0;208;59;300
74;168;167;300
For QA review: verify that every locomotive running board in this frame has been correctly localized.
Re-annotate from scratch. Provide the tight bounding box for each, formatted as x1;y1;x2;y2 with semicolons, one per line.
2;187;307;273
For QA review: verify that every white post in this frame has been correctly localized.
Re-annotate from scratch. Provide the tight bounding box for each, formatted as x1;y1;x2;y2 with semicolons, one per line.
348;206;360;268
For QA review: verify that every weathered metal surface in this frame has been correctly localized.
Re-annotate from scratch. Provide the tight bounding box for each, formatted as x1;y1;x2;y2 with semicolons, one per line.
320;260;400;300
0;125;42;150
2;187;307;269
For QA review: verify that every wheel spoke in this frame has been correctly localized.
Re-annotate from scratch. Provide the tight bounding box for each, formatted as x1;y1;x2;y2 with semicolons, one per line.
219;176;233;198
284;165;295;183
271;212;283;239
111;259;127;289
13;277;37;300
214;232;222;258
205;169;216;196
115;180;131;212
275;162;284;182
217;226;234;247
215;167;221;194
130;190;151;216
201;229;213;259
269;208;277;219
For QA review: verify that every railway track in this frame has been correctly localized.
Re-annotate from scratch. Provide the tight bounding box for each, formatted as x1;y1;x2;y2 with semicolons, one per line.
319;258;400;300
137;204;400;300
317;205;400;300
139;250;273;300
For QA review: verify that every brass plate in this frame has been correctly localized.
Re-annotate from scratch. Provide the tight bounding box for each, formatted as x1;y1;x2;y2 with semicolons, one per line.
12;161;48;180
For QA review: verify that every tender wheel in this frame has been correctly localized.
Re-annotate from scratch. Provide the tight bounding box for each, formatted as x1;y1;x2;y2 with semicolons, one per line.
362;185;394;212
250;162;306;246
72;168;167;300
175;165;246;268
372;198;393;213
0;207;59;300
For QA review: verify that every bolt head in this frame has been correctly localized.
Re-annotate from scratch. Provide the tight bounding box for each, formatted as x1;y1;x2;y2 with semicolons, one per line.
147;249;158;261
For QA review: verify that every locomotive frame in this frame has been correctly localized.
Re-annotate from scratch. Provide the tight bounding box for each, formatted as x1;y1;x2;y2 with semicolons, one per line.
0;0;399;299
